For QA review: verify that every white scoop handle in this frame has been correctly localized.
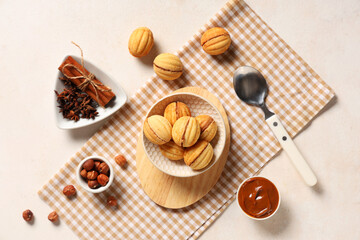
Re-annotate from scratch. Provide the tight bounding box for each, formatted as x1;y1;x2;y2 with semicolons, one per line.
266;115;317;186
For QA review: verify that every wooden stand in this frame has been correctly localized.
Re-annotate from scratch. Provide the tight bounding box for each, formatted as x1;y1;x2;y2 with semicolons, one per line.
135;87;230;209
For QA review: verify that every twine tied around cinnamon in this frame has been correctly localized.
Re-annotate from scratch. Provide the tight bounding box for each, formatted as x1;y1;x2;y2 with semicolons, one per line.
61;41;111;106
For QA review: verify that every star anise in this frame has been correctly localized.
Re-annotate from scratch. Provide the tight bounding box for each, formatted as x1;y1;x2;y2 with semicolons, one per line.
55;77;99;122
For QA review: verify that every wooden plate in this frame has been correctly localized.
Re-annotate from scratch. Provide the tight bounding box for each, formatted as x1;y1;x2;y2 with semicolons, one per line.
135;87;231;209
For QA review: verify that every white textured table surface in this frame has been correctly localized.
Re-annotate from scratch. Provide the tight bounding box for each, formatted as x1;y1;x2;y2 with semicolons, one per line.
1;0;359;239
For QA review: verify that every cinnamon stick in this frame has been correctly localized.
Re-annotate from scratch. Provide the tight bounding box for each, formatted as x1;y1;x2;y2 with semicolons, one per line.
58;56;115;107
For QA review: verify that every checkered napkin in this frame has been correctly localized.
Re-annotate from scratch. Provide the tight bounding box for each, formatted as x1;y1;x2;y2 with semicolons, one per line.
38;0;335;239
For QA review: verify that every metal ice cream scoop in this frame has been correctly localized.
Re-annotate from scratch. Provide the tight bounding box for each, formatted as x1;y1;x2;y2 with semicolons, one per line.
233;66;317;186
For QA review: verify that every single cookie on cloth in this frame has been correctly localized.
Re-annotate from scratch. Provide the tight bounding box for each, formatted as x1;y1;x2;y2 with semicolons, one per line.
159;141;185;160
184;140;214;170
144;115;172;145
164;102;191;126
172;116;200;147
128;27;154;57
153;53;183;81
201;27;231;55
195;115;218;142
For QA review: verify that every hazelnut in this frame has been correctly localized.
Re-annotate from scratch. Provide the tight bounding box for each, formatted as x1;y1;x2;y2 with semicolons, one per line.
107;196;118;207
159;141;184;160
172;116;201;147
48;211;59;222
82;159;94;171
97;174;109;186
22;209;33;222
115;155;127;167
80;169;87;179
153;53;183;81
143;115;172;145
201;27;231;55
87;170;98;180
195;115;218;142
88;180;100;189
94;161;101;171
99;162;110;175
63;185;76;197
184;140;214;170
164;102;191;126
128;27;154;57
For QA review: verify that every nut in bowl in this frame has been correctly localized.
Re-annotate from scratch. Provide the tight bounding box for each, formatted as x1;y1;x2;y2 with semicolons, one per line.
76;156;114;193
142;92;226;177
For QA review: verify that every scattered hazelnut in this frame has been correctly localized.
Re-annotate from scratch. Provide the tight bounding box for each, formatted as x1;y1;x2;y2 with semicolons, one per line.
87;170;98;180
63;185;76;197
80;169;87;179
97;174;109;186
82;159;95;171
107;196;118;207
99;162;110;175
22;209;33;222
88;180;100;189
94;161;101;171
48;211;59;222
115;155;127;167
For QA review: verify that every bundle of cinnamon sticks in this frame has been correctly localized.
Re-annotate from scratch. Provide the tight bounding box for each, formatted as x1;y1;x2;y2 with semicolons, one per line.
58;56;115;107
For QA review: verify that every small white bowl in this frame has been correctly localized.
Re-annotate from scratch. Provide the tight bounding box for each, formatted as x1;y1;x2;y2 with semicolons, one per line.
141;92;227;178
54;55;128;129
76;155;114;194
236;176;281;220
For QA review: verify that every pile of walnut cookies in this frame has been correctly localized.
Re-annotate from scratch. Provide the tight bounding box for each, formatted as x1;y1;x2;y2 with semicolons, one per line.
143;101;218;170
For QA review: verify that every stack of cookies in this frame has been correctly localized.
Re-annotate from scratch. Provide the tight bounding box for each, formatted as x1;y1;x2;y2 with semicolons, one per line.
143;102;217;170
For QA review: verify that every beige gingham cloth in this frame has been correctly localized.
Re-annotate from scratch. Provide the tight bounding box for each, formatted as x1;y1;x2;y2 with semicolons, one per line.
39;0;335;239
